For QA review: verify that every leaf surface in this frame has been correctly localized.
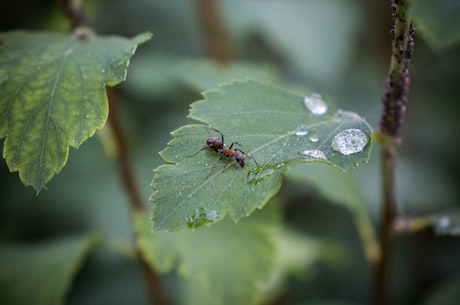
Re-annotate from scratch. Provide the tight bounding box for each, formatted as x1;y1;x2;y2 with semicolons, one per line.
151;80;373;231
0;234;99;305
0;31;151;191
136;205;279;305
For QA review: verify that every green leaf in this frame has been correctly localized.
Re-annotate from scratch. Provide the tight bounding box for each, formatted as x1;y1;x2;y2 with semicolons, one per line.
173;58;280;92
136;205;279;305
286;163;380;262
411;0;460;51
151;80;373;231
0;234;99;305
422;276;460;305
260;228;344;301
0;31;152;192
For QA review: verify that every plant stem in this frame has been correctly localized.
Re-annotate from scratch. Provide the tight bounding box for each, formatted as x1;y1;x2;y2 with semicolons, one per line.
195;0;234;64
59;0;89;30
107;88;168;305
373;1;415;304
373;138;397;305
59;1;167;303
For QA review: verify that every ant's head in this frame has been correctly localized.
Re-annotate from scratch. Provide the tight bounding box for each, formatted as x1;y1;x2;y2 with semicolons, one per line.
235;154;245;168
206;137;223;150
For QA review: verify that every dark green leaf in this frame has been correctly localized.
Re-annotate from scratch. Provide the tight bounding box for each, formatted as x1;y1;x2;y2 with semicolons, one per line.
173;58;279;92
151;80;373;231
411;0;460;50
136;205;280;305
286;163;380;262
0;31;152;191
422;276;460;305
0;234;99;305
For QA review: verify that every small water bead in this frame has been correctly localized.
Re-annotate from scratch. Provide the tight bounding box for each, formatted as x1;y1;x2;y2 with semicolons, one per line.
309;134;319;143
303;94;327;115
295;125;309;136
247;166;276;185
331;128;369;156
302;149;327;160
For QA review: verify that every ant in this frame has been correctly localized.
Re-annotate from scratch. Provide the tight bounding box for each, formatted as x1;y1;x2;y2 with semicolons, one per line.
188;127;257;169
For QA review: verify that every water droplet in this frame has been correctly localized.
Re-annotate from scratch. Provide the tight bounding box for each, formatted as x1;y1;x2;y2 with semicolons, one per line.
334;110;361;120
247;166;276;185
295;124;309;136
302;149;327;160
187;207;218;229
101;69;106;73
331;129;369;155
85;114;90;119
435;215;460;235
309;134;319;143
303;94;327;115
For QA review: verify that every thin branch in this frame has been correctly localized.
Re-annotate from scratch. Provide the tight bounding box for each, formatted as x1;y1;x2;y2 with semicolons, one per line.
59;2;168;303
373;1;415;304
372;139;397;305
380;0;415;142
107;87;168;305
195;0;234;64
59;0;89;30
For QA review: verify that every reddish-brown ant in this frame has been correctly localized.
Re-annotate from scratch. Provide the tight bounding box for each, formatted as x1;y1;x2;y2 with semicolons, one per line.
188;127;257;169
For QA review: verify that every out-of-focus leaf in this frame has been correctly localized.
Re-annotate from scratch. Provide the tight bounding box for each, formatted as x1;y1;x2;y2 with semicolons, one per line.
222;0;362;84
260;228;345;301
151;80;373;232
411;0;460;50
422;276;460;305
173;58;279;92
0;31;151;191
136;205;280;305
286;163;380;262
0;234;99;305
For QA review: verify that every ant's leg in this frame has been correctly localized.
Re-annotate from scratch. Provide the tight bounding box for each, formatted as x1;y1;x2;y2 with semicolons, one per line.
228;141;242;150
206;154;228;178
187;146;208;157
235;148;258;165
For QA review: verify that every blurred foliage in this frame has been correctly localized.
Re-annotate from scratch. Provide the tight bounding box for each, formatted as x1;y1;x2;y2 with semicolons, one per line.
1;0;460;305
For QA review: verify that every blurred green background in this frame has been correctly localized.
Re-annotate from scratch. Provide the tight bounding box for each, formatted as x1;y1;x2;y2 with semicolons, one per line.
1;0;460;304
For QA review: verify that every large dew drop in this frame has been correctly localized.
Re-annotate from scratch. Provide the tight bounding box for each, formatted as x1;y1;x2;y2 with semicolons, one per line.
331;129;369;156
303;94;327;115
